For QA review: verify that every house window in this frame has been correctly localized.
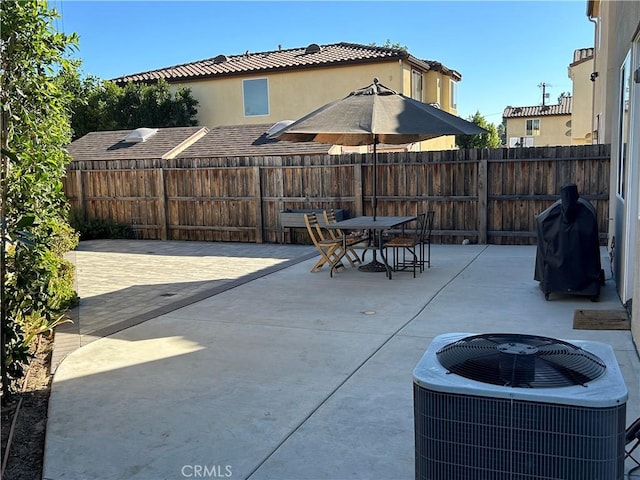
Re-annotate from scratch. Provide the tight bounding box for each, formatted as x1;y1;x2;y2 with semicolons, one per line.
243;78;269;116
526;119;540;136
450;80;457;109
509;137;534;148
616;51;631;199
411;70;422;101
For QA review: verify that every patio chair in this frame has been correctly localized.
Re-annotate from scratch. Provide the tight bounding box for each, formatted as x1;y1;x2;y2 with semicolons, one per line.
419;210;435;270
383;213;428;278
627;417;640;474
322;209;367;268
304;212;346;273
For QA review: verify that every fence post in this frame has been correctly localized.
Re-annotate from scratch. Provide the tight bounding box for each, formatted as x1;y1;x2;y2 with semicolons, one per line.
75;169;85;218
253;166;263;243
478;155;488;244
354;160;363;216
156;168;168;240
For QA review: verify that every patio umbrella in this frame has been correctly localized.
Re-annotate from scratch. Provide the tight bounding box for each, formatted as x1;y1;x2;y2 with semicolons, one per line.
269;77;487;219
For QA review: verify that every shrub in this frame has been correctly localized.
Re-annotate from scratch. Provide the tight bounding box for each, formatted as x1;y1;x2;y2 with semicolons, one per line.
69;208;134;240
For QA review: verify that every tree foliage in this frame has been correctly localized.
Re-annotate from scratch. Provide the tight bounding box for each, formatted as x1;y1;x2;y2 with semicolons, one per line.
368;39;408;51
1;0;79;394
60;73;199;140
456;111;502;149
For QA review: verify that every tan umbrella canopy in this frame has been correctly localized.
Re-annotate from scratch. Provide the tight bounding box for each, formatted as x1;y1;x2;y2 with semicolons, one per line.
270;78;486;219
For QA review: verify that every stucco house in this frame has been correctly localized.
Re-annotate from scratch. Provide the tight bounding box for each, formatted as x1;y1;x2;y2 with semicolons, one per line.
67;126;209;162
67;124;334;162
112;42;463;152
568;47;596;144
503;48;594;147
503;96;572;147
586;0;640;347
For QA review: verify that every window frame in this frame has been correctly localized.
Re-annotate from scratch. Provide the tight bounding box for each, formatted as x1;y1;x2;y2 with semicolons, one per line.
450;79;457;110
242;77;270;117
525;119;540;136
616;51;631;200
411;70;423;102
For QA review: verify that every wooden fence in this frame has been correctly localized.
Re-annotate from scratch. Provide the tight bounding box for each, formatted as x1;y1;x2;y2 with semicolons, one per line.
63;144;611;245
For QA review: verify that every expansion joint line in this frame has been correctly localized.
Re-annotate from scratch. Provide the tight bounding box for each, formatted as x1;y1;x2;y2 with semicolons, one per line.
246;244;490;478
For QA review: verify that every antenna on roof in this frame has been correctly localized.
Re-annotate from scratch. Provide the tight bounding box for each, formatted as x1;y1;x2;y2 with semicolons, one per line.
538;82;552;106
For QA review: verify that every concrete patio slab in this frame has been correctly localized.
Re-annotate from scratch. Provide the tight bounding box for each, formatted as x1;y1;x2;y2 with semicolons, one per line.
43;243;639;480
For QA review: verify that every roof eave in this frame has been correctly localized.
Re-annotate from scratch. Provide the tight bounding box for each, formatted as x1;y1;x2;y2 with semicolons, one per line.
569;55;594;68
113;57;406;86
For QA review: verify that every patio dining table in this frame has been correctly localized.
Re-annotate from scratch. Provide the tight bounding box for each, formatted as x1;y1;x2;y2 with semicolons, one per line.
326;215;417;279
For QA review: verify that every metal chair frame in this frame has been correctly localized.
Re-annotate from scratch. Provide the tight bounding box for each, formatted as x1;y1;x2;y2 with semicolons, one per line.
383;211;434;277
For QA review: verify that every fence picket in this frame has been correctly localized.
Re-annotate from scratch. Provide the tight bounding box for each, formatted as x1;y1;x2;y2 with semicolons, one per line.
64;145;611;245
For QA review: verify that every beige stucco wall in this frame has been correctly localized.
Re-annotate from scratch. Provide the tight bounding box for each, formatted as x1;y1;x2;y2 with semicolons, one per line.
401;65;413;97
505;115;571;147
424;72;441;107
423;71;458;113
441;77;456;114
593;0;614;144
170;60;459;151
176;62;403;128
569;57;594;144
592;0;640;349
414;68;457;150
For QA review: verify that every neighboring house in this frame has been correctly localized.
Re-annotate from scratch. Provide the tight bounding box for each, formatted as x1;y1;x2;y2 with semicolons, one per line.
503;96;572;147
67;124;334;161
503;47;594;147
177;124;333;158
586;0;640;346
67;126;210;161
568;48;595;144
112;42;463;152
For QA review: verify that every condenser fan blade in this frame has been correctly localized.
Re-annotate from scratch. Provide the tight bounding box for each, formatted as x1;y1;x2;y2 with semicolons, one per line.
436;333;606;388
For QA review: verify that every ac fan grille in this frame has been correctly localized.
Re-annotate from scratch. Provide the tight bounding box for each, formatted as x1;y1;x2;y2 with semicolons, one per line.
436;333;606;388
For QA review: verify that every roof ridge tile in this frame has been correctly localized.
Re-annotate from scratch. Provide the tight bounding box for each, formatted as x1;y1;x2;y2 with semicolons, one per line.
112;41;434;85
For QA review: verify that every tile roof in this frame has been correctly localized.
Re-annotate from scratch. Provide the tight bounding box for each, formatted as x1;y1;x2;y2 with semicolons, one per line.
112;42;454;85
503;96;572;119
421;60;462;81
177;124;333;158
67;126;209;161
571;47;594;66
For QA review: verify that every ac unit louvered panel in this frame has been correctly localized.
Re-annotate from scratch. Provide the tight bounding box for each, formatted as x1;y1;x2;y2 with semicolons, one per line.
414;388;626;479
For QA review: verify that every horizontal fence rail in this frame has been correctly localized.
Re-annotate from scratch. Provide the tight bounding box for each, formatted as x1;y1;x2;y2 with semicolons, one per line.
64;144;611;245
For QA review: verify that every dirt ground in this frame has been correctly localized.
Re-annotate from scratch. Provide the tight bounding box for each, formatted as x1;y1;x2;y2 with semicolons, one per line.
1;335;53;480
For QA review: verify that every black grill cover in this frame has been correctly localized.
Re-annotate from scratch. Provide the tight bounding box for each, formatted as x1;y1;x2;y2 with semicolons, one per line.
534;184;602;298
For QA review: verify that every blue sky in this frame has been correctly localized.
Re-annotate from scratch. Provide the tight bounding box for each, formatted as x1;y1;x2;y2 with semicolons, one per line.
53;0;594;125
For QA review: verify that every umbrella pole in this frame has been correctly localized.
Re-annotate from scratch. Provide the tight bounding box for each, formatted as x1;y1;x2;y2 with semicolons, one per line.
358;136;387;273
372;137;377;221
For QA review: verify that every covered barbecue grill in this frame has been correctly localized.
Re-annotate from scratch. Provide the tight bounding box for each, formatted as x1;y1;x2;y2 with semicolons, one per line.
534;183;603;300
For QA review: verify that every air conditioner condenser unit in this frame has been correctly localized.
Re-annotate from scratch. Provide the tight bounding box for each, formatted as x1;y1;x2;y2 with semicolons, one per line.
413;332;628;480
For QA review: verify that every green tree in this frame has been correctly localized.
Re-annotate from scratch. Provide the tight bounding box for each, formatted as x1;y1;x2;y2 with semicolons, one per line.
1;0;79;395
58;72;121;135
368;39;408;51
62;73;199;140
497;121;506;147
456;111;502;149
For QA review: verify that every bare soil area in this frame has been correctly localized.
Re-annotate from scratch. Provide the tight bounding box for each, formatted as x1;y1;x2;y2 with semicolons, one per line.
1;335;53;480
